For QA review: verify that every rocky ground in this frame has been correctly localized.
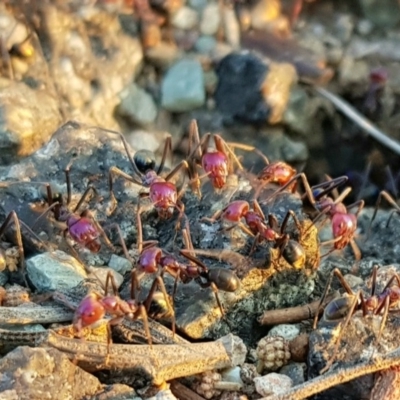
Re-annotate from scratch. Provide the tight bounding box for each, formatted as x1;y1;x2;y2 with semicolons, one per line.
1;0;400;399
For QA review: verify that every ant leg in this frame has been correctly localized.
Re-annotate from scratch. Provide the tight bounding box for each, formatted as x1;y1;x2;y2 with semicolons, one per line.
145;274;175;336
346;200;365;218
201;209;223;223
385;165;398;198
320;291;361;374
370;191;399;230
108;166;142;211
64;161;74;206
370;265;378;296
80;210;115;251
138;304;152;348
213;134;244;173
73;186;98;213
104;271;120;296
350;239;362;261
253;199;266;221
108;223;134;264
248;233;261;256
156;135;172;175
280;210;302;236
226;142;270;165
377;295;390;340
186;120;204;198
164;160;189;183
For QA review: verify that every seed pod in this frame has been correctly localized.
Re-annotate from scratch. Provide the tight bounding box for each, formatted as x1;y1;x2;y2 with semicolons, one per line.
256;335;291;373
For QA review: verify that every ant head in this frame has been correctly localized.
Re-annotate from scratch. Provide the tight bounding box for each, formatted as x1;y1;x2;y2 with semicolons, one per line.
134;150;156;174
73;293;105;329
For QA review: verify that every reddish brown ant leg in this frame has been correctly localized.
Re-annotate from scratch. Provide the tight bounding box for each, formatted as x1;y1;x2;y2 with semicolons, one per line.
104;270;120;297
349;240;362;261
226;142;270;166
108;166;142;210
313;268;354;329
213;135;244;174
144;274;175;337
320;290;361;374
156;134;172;175
73;186;98;213
377;295;390;340
108;223;134;264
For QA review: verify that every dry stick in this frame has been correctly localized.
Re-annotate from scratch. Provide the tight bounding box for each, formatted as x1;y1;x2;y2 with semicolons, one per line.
40;331;243;385
0;305;74;325
258;292;339;326
314;87;400;156
260;346;400;400
170;381;207;400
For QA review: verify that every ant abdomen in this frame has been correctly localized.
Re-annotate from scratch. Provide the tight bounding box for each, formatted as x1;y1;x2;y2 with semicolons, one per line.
134;150;156;174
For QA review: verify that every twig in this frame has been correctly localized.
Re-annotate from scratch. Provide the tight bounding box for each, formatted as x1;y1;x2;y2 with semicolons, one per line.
314;87;400;156
261;346;400;400
170;381;206;400
258;292;338;325
0;305;74;325
41;331;246;386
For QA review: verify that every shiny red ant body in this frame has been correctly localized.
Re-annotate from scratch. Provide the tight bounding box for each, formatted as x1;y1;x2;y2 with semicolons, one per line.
9;163;114;256
203;199;306;269
105;128;188;219
73;271;154;350
186;120;244;196
136;210;240;316
314;266;400;373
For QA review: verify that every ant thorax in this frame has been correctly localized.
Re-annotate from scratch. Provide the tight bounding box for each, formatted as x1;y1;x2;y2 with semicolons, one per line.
142;170;160;186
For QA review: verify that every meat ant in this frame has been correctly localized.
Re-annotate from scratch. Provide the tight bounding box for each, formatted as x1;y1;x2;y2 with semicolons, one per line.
261;174;361;259
314;266;400;373
136;209;240;317
186;119;244;197
102;128;188;220
202;199;307;270
26;162;115;260
73;270;156;360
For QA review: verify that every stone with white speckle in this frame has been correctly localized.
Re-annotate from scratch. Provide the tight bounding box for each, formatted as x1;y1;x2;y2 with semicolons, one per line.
254;373;293;396
268;324;300;341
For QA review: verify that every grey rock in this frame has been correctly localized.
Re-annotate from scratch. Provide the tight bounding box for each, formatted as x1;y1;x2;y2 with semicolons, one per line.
161;59;205;112
268;324;300;341
171;6;199;30
27;250;87;292
0;347;102;399
195;35;217;55
189;0;207;11
0;80;62;165
280;362;306;386
200;3;221;35
108;254;133;275
359;0;400;28
215;52;270;124
145;43;181;70
117;83;158;126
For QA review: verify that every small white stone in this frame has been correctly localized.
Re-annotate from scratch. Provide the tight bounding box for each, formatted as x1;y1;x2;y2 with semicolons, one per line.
172;6;199;30
268;324;300;341
200;3;220;35
254;373;293;396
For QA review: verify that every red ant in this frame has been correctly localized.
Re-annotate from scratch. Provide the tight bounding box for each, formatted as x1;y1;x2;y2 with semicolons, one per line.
27;162;114;259
259;174;361;259
136;209;240;317
314;266;400;373
103;128;188;220
202;199;307;270
73;270;161;357
186;119;244;197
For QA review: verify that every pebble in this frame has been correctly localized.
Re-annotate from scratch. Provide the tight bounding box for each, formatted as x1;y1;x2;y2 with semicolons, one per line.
254;373;293;396
222;5;241;49
200;3;221;36
358;0;400;28
189;0;207;11
88;267;124;289
268;324;300;341
161;59;205;112
145;42;181;69
117;83;158;126
250;0;281;30
280;363;306;386
195;35;217;54
171;6;199;30
26;250;87;292
108;254;133;275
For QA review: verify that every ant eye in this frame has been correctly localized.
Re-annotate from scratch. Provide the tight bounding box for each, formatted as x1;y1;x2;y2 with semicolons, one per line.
134;150;156;174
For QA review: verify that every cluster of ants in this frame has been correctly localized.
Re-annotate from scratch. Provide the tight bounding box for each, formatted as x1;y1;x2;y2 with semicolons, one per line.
1;119;400;370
